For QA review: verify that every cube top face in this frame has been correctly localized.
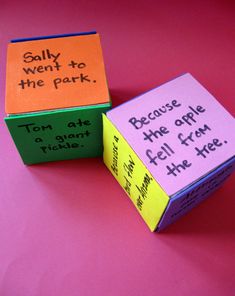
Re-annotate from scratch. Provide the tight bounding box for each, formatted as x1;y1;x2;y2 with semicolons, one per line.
5;32;110;114
106;73;235;197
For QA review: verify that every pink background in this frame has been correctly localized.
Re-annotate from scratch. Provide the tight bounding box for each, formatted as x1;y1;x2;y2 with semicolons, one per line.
0;1;235;295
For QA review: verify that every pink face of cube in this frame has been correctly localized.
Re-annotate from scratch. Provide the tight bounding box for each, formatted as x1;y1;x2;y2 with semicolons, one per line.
107;73;235;196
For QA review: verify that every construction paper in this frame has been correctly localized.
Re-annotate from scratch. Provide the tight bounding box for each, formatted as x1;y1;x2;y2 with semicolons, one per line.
5;103;110;164
107;73;235;197
11;31;97;42
5;33;110;114
103;114;169;231
5;32;111;164
157;157;235;230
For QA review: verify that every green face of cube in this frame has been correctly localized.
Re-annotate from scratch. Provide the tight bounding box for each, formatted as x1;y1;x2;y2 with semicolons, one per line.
5;103;110;165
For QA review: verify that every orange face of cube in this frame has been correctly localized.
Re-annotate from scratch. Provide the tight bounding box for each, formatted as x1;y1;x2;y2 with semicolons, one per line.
5;34;110;114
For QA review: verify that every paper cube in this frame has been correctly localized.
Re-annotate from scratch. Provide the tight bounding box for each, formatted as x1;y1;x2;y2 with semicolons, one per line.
5;32;111;164
103;73;235;231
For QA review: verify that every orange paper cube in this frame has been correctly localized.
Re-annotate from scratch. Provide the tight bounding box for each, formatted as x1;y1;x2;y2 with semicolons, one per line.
5;32;111;164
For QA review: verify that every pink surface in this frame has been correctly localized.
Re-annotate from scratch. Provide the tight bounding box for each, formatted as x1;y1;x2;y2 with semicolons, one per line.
0;1;235;296
107;73;235;196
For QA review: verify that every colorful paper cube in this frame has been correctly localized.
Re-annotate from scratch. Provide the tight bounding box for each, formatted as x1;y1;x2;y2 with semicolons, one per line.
5;32;111;164
103;73;235;231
